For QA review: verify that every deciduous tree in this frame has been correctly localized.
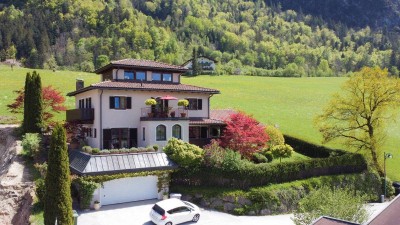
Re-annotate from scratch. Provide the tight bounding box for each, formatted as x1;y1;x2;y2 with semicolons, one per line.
219;112;269;159
315;67;400;175
44;123;73;225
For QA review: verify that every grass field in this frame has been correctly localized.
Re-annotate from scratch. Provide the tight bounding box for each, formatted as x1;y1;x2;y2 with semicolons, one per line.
0;65;399;180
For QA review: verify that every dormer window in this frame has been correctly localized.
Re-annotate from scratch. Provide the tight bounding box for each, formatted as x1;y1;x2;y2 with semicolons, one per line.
163;73;172;82
152;73;161;81
151;72;173;82
124;71;146;81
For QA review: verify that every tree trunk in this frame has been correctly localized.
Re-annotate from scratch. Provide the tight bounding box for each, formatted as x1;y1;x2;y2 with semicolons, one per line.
370;147;384;176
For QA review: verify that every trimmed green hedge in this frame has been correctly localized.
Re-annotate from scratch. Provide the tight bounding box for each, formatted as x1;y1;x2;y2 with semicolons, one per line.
171;172;382;215
172;152;367;189
284;135;347;158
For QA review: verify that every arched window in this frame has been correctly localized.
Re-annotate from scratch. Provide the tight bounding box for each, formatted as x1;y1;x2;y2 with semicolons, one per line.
156;125;166;141
172;125;182;139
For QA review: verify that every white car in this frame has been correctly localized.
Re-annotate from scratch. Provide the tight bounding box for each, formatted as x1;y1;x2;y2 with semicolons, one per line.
150;198;201;225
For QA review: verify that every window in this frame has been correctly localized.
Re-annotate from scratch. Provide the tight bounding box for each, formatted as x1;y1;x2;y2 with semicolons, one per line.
142;127;145;141
189;126;208;139
172;125;181;139
152;73;161;81
210;126;220;138
94;128;97;138
110;96;132;109
136;71;146;81
162;73;172;82
85;98;92;108
79;99;84;109
186;98;203;110
124;71;134;80
156;125;166;141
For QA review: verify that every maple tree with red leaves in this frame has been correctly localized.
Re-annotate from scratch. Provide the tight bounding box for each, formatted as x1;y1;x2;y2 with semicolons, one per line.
8;85;67;124
218;112;269;159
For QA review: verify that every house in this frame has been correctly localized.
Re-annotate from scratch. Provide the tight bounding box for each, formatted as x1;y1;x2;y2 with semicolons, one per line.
66;58;232;206
66;58;228;150
182;56;217;74
310;194;400;225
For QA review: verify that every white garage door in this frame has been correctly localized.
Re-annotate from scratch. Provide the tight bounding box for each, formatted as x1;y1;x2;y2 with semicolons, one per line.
100;176;158;205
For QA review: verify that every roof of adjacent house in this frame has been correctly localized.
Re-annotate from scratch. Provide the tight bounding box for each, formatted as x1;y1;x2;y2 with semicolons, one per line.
67;80;220;96
95;59;188;74
189;109;236;125
182;56;217;67
367;194;400;225
310;216;360;225
69;151;178;176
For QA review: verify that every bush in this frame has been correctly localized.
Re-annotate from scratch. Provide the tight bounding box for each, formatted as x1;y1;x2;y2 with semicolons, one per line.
252;153;268;163
163;138;204;168
92;148;100;154
263;151;274;162
81;145;92;154
292;186;369;225
284;135;346;158
35;178;46;207
271;144;294;162
221;149;248;171
203;140;226;168
265;126;285;148
21;133;41;158
145;99;157;106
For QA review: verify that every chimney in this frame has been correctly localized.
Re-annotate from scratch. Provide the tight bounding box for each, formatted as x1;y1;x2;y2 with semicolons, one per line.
76;79;84;90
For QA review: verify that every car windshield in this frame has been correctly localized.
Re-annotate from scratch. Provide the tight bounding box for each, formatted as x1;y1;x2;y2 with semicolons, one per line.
152;204;165;215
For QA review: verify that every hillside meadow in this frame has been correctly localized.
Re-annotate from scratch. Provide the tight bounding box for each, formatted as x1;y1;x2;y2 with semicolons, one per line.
0;65;399;180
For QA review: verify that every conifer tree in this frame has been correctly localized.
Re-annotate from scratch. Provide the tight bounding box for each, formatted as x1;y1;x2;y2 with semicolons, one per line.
22;72;32;133
192;47;199;76
44;123;73;225
30;71;43;133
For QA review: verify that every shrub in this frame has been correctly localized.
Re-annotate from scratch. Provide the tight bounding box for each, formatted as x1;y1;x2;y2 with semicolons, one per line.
263;151;274;162
177;99;189;107
163;138;204;168
34;162;48;177
81;145;92;154
219;112;269;159
284;135;346;158
21;133;41;158
271;144;294;162
92;148;100;154
221;149;246;171
153;145;159;151
145;98;157;106
265;126;285;148
74;179;99;210
292;186;369;225
252;153;268;163
203;140;226;168
35;178;46;207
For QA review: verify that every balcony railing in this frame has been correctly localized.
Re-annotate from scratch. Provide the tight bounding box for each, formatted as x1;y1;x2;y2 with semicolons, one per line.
66;108;94;124
140;107;188;120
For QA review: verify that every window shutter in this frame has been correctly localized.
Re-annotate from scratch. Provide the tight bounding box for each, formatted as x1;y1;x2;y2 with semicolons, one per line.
198;99;203;110
127;97;132;109
109;97;115;109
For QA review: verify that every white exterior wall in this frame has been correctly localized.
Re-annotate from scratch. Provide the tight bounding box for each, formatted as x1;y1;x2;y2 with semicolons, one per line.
73;89;211;149
139;120;189;148
184;57;216;71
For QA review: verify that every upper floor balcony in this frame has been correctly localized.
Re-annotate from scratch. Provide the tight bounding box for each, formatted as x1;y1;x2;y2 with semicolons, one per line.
66;108;94;124
140;107;189;121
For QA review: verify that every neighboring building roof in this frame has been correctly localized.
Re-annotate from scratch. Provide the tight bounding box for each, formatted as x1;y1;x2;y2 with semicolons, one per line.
95;59;188;74
367;194;400;225
182;56;217;67
311;216;360;225
189;109;236;125
69;151;178;176
67;80;220;96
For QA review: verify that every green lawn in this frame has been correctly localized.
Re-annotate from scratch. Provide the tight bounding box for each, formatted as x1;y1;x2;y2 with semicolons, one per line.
0;65;98;122
0;66;399;180
182;75;400;181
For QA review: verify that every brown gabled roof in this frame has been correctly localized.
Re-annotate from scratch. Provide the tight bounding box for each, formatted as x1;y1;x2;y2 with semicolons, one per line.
311;216;360;225
95;59;187;74
67;80;220;96
367;194;400;225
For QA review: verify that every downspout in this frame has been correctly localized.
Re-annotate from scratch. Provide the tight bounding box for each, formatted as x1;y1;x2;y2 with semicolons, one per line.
99;89;104;149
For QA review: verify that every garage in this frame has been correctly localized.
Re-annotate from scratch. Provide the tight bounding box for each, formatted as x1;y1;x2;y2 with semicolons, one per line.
100;176;158;205
69;151;178;206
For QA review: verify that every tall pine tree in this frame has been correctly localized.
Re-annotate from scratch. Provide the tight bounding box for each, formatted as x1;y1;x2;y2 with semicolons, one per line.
22;72;32;133
30;71;43;133
44;123;73;225
192;47;199;76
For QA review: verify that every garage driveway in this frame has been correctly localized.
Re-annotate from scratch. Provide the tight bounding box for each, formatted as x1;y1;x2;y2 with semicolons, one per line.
77;199;295;225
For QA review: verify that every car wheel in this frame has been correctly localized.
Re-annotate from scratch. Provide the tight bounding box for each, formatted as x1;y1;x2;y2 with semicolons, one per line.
165;222;173;225
192;214;200;222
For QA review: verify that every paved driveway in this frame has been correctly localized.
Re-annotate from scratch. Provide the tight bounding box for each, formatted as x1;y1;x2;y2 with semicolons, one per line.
77;199;295;225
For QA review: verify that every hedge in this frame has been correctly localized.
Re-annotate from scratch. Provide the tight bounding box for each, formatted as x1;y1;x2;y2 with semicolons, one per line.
172;152;367;189
283;135;346;158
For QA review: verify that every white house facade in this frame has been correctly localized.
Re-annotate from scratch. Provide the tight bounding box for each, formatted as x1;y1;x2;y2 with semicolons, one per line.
66;59;223;149
182;56;217;74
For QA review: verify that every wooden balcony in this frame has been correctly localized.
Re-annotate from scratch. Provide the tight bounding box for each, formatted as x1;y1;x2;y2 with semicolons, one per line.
66;108;94;124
